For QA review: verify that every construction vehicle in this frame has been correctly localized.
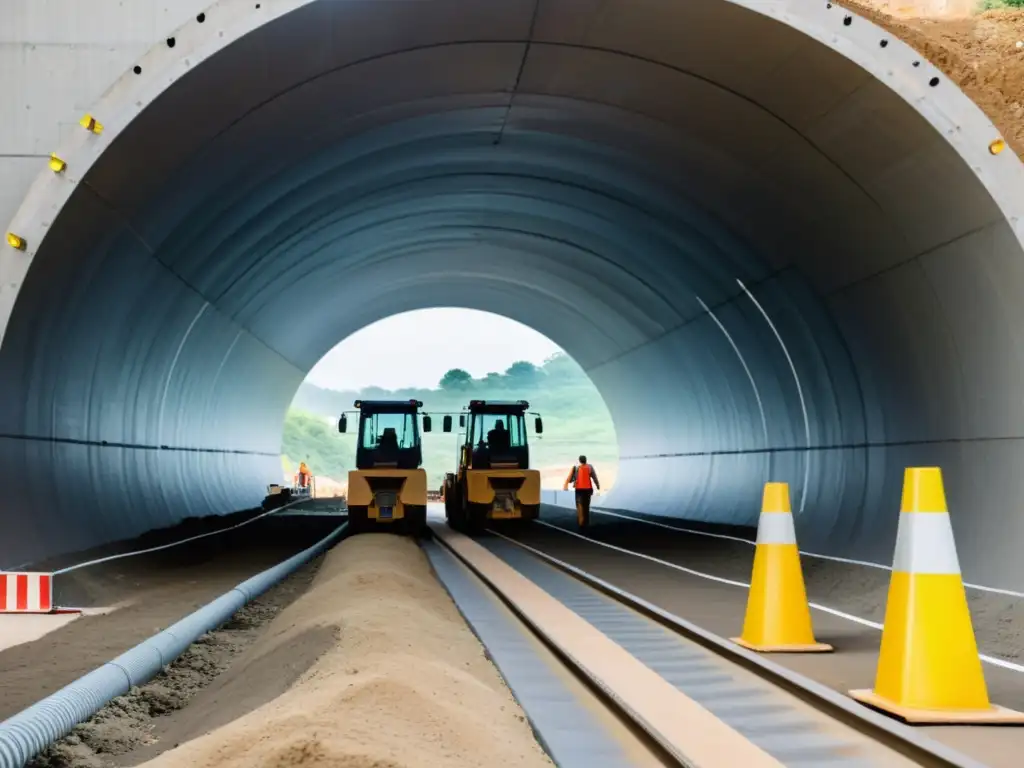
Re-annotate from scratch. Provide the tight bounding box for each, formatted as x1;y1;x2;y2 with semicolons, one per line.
338;399;430;535
442;400;543;531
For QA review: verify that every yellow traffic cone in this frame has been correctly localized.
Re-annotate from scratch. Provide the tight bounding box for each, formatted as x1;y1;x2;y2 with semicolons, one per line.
850;467;1024;723
731;482;832;653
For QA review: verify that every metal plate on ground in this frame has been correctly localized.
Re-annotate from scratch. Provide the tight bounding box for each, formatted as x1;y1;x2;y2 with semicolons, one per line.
421;539;656;768
479;537;910;768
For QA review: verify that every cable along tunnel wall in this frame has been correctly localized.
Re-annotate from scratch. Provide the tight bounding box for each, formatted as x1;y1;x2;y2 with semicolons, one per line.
0;0;1022;591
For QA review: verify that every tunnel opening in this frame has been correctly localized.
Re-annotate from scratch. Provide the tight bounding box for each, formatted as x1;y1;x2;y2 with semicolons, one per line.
281;307;620;498
1;0;1023;592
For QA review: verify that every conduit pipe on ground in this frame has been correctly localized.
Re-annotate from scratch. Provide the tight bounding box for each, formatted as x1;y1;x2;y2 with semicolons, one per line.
0;521;348;768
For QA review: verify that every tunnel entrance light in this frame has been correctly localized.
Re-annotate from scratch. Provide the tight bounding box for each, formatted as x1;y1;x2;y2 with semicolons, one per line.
48;154;67;173
79;114;103;134
6;233;26;251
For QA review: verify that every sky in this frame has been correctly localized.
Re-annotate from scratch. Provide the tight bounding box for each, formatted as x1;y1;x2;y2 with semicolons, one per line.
305;308;563;391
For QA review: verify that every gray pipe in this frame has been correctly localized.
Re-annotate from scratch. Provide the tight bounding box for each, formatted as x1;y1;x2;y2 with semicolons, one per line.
0;522;348;768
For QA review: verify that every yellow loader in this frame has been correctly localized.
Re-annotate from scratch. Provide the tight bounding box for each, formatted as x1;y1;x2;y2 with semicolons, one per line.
339;399;431;535
442;399;544;531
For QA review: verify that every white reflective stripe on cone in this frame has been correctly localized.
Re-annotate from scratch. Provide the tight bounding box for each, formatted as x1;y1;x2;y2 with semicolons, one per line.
892;512;962;575
756;512;797;545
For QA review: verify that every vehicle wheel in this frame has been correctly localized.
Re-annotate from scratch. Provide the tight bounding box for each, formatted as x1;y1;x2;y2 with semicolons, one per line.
405;505;428;537
520;504;541;523
452;500;472;532
466;503;489;534
347;505;369;534
443;477;456;519
445;478;468;531
446;502;465;531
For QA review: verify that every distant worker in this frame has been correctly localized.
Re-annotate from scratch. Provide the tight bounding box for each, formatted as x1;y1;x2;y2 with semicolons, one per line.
564;455;600;528
297;461;311;490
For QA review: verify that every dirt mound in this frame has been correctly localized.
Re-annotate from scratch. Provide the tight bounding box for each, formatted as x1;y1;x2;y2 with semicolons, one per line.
126;534;551;768
24;556;324;768
842;4;1024;155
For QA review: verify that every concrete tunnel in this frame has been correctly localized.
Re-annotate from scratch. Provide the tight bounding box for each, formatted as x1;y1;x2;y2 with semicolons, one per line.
2;0;1023;592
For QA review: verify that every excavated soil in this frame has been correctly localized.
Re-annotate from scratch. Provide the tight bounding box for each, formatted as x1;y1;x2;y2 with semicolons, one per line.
39;534;552;768
842;4;1024;156
24;556;326;768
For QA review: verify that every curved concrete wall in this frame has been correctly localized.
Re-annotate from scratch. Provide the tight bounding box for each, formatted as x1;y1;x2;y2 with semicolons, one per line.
2;0;1023;591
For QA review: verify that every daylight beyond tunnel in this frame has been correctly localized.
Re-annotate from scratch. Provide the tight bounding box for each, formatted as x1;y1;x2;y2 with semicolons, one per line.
1;0;1023;589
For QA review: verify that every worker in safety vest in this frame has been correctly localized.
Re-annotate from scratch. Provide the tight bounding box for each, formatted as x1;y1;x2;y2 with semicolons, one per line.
564;455;600;528
297;461;311;489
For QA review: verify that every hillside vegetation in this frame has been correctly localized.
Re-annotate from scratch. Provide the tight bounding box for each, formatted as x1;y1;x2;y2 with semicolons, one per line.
281;353;618;489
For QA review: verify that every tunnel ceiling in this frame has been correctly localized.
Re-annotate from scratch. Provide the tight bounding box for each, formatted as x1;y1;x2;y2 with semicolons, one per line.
2;0;1024;591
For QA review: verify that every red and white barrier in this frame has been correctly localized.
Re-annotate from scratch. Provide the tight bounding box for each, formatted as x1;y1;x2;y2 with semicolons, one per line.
0;572;53;613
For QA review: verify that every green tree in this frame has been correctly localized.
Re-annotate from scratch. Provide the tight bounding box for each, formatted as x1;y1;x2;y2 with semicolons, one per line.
540;352;586;381
439;368;473;390
281;410;354;481
482;371;505;388
505;360;542;385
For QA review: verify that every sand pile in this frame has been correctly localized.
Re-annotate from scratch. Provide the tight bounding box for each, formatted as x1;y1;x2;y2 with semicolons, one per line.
841;4;1024;156
132;534;552;768
23;558;326;768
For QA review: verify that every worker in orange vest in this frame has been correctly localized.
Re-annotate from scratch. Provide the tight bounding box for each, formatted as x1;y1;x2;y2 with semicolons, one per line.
297;461;311;490
564;455;600;528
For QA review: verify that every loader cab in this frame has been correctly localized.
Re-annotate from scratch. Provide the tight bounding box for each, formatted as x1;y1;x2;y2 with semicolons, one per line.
339;400;427;470
449;400;542;471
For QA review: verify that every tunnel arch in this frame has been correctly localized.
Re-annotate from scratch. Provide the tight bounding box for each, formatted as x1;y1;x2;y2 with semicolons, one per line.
2;0;1024;591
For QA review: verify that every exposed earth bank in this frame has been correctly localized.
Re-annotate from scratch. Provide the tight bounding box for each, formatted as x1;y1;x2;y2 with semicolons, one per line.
844;4;1024;155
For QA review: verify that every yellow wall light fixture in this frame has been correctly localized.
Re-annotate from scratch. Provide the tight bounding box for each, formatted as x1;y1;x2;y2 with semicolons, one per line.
79;114;103;134
988;138;1006;156
6;233;27;251
49;154;67;173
